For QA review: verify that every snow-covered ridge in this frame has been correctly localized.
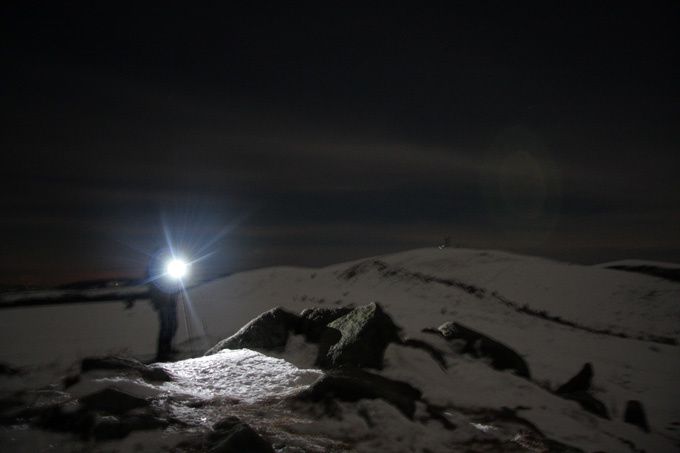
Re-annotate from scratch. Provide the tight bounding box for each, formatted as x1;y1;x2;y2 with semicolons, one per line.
1;247;678;452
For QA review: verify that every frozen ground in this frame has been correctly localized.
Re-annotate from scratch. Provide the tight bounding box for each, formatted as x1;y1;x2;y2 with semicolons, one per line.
1;248;679;452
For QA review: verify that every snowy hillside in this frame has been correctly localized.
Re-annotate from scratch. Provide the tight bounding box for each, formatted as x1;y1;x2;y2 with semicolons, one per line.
1;248;679;452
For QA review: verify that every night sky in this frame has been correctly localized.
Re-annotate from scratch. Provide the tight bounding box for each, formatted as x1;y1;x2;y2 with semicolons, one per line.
2;2;679;285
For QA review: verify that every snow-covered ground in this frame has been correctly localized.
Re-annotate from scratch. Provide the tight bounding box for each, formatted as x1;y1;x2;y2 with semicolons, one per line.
1;248;679;452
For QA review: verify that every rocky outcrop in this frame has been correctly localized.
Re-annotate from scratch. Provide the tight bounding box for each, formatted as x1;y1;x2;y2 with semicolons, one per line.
81;356;172;382
296;367;422;419
556;363;609;419
316;302;401;369
206;307;301;355
208;416;274;453
431;321;530;378
624;400;650;432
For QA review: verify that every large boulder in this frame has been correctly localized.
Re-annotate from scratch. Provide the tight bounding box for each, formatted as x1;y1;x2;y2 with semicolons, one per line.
296;367;422;419
81;356;172;382
434;322;531;378
206;307;301;355
316;302;401;370
299;306;352;342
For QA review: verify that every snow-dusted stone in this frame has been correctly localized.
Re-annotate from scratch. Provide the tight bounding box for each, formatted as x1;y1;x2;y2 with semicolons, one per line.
205;307;301;355
316;302;401;370
81;356;172;382
296;367;422;419
299;306;352;342
209;415;274;453
434;321;531;378
624;400;650;432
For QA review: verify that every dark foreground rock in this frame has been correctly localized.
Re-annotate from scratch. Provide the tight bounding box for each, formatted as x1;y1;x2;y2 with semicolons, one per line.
206;307;301;355
28;389;169;441
432;321;531;378
209;416;274;453
624;400;650;432
316;302;401;370
81;356;172;382
296;367;422;418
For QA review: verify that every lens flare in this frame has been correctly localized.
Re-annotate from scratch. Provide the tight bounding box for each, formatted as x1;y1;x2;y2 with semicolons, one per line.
166;258;188;279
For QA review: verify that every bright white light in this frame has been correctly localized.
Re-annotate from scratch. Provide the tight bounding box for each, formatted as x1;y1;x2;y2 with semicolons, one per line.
166;258;188;279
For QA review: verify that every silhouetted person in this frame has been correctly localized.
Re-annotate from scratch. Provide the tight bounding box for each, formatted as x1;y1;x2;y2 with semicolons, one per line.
146;249;180;362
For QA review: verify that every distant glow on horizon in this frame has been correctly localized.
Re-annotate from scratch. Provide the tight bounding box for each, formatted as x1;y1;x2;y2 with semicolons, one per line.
166;258;188;279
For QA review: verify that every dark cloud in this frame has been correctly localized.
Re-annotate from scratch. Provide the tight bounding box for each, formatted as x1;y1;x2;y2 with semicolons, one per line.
1;2;679;284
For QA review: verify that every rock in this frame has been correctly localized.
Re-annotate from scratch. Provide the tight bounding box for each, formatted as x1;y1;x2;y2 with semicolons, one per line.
90;414;129;440
316;302;401;369
296;367;422;419
299;306;352;342
436;322;530;378
561;391;609;419
79;388;149;414
401;338;448;369
555;363;608;419
556;363;593;394
35;403;92;434
0;362;19;376
624;400;650;432
206;307;301;355
81;356;172;382
209;417;274;453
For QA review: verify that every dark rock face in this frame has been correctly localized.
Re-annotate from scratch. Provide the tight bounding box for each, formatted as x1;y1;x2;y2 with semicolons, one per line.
555;363;608;419
296;367;422;419
435;322;531;378
316;302;401;370
209;416;274;453
79;388;150;414
299;306;352;342
556;363;593;394
81;356;172;382
624;400;650;432
206;307;301;355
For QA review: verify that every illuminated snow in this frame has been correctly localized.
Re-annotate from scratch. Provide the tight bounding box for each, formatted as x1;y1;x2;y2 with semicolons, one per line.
158;348;322;403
